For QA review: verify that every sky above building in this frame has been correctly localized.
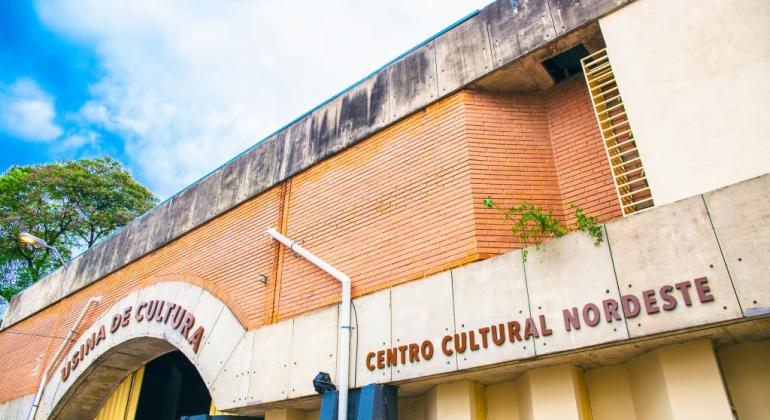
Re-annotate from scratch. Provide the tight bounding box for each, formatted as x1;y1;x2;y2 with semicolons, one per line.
0;0;491;198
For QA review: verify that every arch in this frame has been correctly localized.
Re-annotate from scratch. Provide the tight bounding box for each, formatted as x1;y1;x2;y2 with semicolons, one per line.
38;281;246;419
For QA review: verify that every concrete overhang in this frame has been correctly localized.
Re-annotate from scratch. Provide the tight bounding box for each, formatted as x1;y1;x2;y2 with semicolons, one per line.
2;0;632;329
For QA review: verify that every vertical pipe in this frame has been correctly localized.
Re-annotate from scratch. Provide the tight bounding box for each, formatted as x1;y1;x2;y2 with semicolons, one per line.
28;296;102;420
267;228;350;420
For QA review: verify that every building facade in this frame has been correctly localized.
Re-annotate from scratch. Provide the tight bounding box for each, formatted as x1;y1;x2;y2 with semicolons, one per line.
1;0;769;419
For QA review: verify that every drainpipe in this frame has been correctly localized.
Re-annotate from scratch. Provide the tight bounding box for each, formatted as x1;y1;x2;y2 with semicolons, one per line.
267;228;351;420
28;296;102;420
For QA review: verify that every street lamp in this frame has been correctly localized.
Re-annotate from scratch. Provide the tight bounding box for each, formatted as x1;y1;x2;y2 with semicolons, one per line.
19;232;67;267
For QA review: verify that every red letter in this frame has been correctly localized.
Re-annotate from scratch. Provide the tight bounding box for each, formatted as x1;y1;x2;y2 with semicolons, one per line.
694;277;714;303
421;340;434;360
602;299;622;322
441;335;454;356
478;327;490;348
491;324;506;345
523;317;539;340
659;285;677;310
180;312;195;338
366;352;376;371
507;321;522;342
583;303;601;327
376;350;385;369
408;344;420;362
136;301;147;322
621;295;641;318
468;331;480;351
188;326;204;353
642;289;660;314
110;313;122;333
675;281;693;306
563;307;580;331
454;333;467;353
386;348;398;367
122;306;132;327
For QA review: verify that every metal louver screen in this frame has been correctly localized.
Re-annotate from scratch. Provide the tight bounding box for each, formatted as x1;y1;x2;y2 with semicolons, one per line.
581;48;654;216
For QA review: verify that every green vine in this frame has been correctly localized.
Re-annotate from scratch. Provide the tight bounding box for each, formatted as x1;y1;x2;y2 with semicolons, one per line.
483;198;604;262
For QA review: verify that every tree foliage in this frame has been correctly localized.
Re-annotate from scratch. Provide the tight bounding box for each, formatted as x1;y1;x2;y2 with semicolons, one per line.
0;158;158;301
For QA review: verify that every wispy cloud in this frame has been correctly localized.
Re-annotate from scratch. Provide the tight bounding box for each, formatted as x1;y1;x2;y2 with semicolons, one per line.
36;0;490;197
0;78;63;142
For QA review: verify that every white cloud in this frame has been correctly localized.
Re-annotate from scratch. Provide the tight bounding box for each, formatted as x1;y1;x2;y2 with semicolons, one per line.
0;78;63;142
36;0;491;197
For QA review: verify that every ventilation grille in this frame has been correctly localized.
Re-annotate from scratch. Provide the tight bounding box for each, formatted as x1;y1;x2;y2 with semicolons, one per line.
581;48;654;216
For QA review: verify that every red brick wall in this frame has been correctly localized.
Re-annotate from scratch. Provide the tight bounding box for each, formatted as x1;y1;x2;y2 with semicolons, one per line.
277;94;478;320
547;76;622;225
0;80;622;401
465;91;565;254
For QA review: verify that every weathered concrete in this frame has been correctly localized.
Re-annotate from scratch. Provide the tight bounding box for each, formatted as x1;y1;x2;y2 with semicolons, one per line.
0;395;33;420
287;306;338;399
606;195;742;338
525;229;629;355
391;272;456;381
39;281;245;419
452;251;534;370
351;290;393;387
2;0;633;329
703;175;770;316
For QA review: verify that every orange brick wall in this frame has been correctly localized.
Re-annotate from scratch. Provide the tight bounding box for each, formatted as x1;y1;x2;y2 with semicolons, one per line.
546;76;622;224
276;94;478;320
0;80;621;402
465;90;565;254
0;187;282;402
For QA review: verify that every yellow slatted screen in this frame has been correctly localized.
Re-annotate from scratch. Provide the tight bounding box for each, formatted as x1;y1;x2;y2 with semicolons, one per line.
581;48;654;216
94;367;144;420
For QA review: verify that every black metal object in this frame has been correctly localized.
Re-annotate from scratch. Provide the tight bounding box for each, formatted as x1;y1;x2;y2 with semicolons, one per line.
314;371;337;394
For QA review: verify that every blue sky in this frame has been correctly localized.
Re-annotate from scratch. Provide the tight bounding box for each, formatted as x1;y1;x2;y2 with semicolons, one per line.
0;0;490;198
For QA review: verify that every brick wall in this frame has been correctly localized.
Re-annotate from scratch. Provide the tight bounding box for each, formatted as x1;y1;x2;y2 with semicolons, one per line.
0;79;621;401
546;76;622;225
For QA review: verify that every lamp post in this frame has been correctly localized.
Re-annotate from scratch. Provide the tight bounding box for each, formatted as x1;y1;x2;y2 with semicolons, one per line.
19;232;67;268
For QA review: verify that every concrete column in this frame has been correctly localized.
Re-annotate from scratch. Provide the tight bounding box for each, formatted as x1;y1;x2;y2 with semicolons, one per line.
265;408;308;420
585;364;637;420
486;382;520;420
718;339;770;420
425;380;486;420
516;364;591;420
627;340;733;420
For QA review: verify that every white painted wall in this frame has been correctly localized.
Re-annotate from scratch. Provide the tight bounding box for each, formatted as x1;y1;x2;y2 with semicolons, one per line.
600;0;770;206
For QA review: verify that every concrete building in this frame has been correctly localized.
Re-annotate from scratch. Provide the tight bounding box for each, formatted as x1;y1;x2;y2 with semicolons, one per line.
1;0;768;419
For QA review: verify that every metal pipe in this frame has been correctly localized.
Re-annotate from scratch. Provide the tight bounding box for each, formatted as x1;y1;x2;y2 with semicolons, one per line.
28;296;102;420
267;228;351;420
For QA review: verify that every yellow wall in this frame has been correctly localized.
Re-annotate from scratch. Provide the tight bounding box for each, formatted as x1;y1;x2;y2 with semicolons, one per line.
586;340;734;420
718;339;770;420
585;365;637;420
94;367;144;420
424;381;485;420
486;382;519;420
400;339;759;420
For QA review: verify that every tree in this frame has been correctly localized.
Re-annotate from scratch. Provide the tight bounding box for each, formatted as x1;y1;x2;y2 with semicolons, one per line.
0;158;158;301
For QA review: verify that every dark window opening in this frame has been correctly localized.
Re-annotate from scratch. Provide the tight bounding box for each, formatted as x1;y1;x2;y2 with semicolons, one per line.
134;351;212;420
542;44;590;83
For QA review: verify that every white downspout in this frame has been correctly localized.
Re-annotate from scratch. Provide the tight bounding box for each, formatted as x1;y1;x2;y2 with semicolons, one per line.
28;296;102;420
267;228;351;420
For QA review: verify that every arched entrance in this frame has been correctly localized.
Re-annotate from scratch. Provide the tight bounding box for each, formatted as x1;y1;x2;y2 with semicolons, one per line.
38;281;247;419
94;350;213;420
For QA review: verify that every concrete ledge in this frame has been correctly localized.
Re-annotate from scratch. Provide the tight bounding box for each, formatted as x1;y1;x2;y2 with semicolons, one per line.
2;0;631;329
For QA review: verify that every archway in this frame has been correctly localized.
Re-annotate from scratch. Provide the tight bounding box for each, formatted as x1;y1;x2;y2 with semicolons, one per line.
38;281;247;419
